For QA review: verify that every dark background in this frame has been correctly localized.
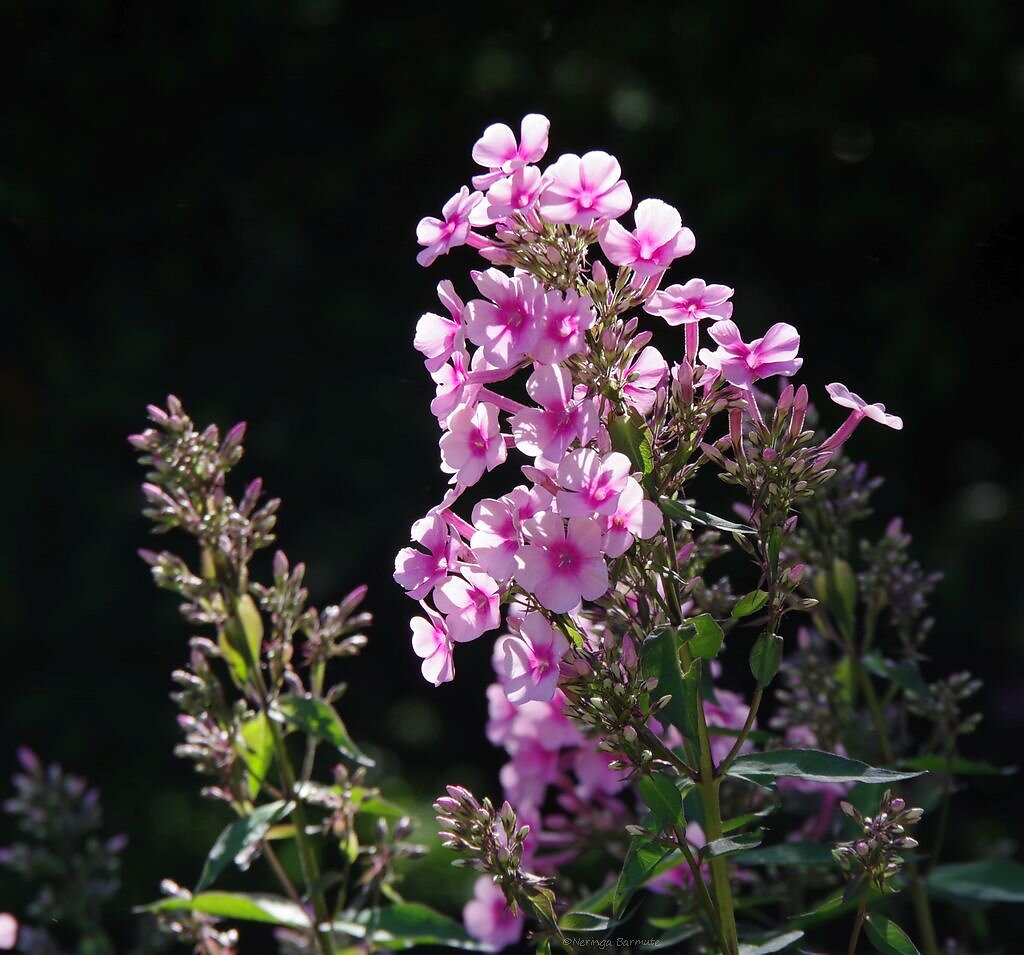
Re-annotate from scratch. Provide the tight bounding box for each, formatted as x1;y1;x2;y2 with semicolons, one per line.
2;0;1023;948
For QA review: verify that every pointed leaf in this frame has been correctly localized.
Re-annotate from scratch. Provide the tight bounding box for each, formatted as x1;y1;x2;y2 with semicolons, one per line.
864;913;920;955
613;836;670;917
728;749;924;785
197;800;293;891
609;413;654;475
659;497;756;534
732;590;769;619
641;626;698;743
239;713;275;799
750;632;783;686
330;903;491;950
738;930;804;954
700;831;763;861
927;859;1024;904
685;613;724;659
142;892;310;928
272;694;374;767
636;773;683;829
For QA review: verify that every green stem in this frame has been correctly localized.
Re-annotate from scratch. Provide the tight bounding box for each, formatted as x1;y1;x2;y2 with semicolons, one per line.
674;823;729;954
716;685;763;776
847;896;866;955
695;696;738;955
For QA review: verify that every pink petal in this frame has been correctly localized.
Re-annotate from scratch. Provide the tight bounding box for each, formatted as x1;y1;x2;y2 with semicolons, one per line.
472;123;518;170
634;198;682;245
598;219;639;265
519;113;551;163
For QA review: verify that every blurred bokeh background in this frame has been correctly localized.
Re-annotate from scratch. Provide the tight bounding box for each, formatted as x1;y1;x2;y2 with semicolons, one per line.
2;0;1023;948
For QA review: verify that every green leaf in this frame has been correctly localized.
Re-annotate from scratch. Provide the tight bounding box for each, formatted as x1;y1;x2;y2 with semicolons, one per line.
685;613;724;659
728;749;924;785
609;413;654;475
272;694;374;767
239;713;274;799
722;806;777;833
735;842;833;866
750;632;783;686
927;859;1024;904
864;913;920;955
700;831;763;861
331;903;491;950
766;527;782;577
861;652;930;699
641;626;698;743
659;498;756;535
738;930;804;954
142;892;310;928
198;800;293;891
570;881;617;916
636;773;683;829
558;911;611;932
900;756;1016;776
732;590;769;619
613;836;670;917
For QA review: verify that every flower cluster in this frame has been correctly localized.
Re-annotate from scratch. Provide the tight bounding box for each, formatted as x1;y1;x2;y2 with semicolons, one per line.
833;791;924;893
398;112;901;700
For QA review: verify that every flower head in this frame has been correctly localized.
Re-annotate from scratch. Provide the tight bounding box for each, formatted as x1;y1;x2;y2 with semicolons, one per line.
416;186;483;267
597;198;695;278
472;113;550;188
538;151;632;227
699;320;802;389
645;278;734;326
516;512;608;613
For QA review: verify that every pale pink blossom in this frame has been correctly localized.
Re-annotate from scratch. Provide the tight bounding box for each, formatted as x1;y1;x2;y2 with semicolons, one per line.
481;165;545;220
597;198;696;278
538;151;633;226
819;382;903;452
573;747;627;798
410;609;454;686
556;449;631;517
645;278;734;326
517;512;609;614
470;496;522;581
500;736;560;807
434;568;501;643
0;915;17;951
471;113;550;188
429;348;477;425
496;612;569;704
486;681;519;746
532;288;596;365
439;402;507;486
414;280;464;373
394;514;459;599
463;876;524;950
699;320;802;390
416;186;483;267
604;477;662;557
510;365;598;460
465;269;545;369
620;345;668;415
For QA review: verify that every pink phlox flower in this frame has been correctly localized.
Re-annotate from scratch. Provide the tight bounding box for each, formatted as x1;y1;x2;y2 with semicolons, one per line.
416;186;483;267
465;269;545;369
486;682;518;746
410;607;454;686
698;320;802;389
705;689;753;765
510;365;598;460
434;568;501;643
414;280;465;373
393;514;459;599
463;875;524;951
538;151;633;227
471;113;551;188
439;401;507;486
825;382;903;432
555;449;631;518
496;612;569;704
645;278;735;326
597;198;696;278
573;746;627;798
499;737;560;808
516;511;609;614
429;348;478;425
479;165;546;222
604;477;662;558
620;345;668;416
531;287;596;365
507;483;554;525
512;692;585;750
470;496;522;582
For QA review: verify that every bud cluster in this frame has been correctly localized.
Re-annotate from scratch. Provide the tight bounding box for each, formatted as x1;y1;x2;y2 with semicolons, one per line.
833;791;924;892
